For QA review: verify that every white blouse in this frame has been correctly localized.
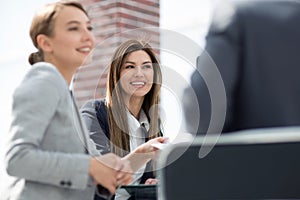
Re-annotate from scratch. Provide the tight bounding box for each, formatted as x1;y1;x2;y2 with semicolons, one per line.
115;109;150;199
126;108;149;184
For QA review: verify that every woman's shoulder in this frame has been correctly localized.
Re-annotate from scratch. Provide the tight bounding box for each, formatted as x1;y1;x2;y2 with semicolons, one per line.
31;62;61;76
81;99;106;113
94;99;107;116
14;62;67;98
81;98;110;136
26;62;67;86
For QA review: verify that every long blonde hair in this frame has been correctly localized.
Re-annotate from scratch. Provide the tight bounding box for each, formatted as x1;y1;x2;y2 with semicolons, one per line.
106;39;162;156
28;0;89;65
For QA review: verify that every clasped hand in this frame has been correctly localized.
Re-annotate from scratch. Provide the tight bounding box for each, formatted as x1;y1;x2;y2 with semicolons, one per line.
89;153;133;194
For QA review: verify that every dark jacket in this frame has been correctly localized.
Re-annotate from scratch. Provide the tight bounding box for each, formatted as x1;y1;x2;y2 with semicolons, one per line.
184;0;300;134
81;99;162;184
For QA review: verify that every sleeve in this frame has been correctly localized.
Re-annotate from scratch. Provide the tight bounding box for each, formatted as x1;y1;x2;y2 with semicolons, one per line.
5;72;90;190
183;1;242;134
80;100;111;155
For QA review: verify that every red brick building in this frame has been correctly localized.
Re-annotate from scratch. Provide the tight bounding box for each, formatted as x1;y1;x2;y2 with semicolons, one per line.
73;0;160;107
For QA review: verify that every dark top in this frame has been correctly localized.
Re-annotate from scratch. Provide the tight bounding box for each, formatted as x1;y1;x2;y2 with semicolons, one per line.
184;0;300;134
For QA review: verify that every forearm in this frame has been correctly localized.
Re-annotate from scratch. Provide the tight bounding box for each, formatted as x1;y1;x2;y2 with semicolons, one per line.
5;144;90;189
123;137;165;172
122;149;152;173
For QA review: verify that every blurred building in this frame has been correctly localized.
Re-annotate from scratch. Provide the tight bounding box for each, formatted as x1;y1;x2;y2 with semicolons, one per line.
74;0;160;107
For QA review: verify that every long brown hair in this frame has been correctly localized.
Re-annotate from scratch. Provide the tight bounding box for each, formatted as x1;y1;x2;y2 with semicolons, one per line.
106;39;162;157
28;0;89;65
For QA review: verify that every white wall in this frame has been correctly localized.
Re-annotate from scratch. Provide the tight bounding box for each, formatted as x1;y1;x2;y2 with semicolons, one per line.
0;0;57;193
159;0;213;139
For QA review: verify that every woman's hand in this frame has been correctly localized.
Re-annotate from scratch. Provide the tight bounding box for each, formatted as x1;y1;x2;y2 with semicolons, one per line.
123;137;167;173
134;137;166;159
89;153;133;194
145;178;158;185
116;158;133;186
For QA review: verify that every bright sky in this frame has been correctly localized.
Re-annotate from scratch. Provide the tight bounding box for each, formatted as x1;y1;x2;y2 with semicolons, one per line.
0;0;213;193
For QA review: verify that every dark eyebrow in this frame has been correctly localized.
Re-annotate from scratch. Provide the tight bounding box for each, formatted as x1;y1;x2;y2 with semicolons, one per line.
125;61;152;65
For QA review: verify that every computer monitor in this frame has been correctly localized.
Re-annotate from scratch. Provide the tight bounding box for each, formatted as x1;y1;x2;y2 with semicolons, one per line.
157;127;300;200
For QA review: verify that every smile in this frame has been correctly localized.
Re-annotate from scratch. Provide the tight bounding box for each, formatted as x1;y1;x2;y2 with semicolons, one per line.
130;81;146;86
76;47;92;53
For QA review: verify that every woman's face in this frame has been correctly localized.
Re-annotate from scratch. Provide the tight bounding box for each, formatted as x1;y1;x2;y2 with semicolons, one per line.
46;6;95;69
119;50;154;101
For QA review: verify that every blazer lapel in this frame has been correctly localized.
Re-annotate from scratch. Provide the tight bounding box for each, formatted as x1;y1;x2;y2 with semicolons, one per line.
70;91;90;154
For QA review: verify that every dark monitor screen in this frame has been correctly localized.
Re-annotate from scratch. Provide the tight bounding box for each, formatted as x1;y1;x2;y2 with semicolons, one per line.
159;138;300;199
119;184;157;200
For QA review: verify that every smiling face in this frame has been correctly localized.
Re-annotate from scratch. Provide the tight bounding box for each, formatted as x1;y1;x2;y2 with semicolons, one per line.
42;5;95;71
119;50;154;102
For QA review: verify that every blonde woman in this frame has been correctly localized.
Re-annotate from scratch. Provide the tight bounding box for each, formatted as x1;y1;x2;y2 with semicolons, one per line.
4;1;132;200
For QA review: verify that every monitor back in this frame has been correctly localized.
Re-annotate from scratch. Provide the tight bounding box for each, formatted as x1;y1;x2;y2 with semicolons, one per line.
157;128;300;199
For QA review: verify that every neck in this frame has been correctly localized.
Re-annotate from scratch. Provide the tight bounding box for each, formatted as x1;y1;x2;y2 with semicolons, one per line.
45;58;77;85
57;67;76;85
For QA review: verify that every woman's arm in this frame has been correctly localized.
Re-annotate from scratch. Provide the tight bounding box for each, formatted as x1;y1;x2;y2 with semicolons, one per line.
80;100;111;154
89;153;132;194
5;67;91;189
122;137;165;172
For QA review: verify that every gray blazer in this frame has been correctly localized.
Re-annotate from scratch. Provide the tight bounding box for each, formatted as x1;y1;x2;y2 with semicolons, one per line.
4;62;100;200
